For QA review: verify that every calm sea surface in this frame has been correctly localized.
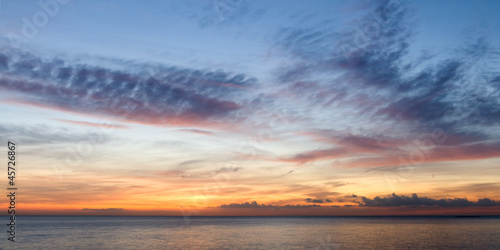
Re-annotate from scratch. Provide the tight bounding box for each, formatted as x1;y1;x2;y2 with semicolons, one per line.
2;216;500;249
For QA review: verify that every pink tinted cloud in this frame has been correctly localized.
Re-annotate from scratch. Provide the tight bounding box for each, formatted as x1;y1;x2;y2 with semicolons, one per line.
280;130;500;167
53;119;129;129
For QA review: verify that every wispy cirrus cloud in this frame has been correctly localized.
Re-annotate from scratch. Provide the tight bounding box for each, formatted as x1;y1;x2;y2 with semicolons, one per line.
272;0;500;145
177;128;215;136
53;119;129;129
0;123;113;145
279;128;500;167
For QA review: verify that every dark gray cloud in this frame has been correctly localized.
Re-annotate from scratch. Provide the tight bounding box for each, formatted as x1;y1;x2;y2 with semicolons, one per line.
218;201;323;209
219;201;274;208
0;48;258;126
81;208;124;212
305;198;333;204
442;183;500;194
358;193;498;207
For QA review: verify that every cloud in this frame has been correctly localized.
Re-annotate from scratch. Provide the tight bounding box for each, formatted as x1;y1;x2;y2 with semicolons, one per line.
442;183;500;194
305;198;333;203
279;148;348;164
304;191;341;198
270;0;500;166
305;198;323;203
0;123;113;145
215;166;241;173
53;119;129;129
349;142;500;168
0;48;258;128
277;130;407;164
196;0;264;29
177;159;205;167
281;204;322;209
279;128;500;166
304;130;405;153
163;163;240;179
81;208;124;212
219;201;274;208
324;182;353;188
274;0;411;86
178;128;214;136
358;193;499;207
218;201;324;209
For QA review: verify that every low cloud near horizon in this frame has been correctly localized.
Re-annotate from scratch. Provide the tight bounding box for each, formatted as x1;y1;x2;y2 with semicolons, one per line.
358;193;499;208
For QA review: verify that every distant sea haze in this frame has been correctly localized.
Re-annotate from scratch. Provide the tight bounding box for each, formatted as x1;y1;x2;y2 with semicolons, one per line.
3;216;500;249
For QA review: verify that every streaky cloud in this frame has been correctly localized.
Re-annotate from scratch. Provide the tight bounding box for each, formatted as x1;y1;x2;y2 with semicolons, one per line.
0;47;258;127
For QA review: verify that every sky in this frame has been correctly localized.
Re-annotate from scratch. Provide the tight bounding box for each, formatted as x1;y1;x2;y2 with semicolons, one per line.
0;0;499;216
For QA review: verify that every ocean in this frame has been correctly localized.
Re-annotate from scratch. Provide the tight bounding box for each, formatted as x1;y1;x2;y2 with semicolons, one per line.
2;216;500;249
